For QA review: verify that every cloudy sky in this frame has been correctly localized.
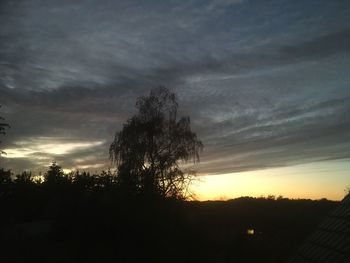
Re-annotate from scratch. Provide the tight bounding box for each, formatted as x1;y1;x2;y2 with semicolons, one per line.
1;0;350;199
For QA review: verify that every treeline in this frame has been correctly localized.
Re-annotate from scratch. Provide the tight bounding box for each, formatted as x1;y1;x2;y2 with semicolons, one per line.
1;162;121;196
0;162;146;197
0;162;339;263
0;162;331;202
0;164;187;262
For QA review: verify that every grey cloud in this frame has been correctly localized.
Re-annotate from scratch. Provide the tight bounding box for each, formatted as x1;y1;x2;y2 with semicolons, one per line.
196;96;350;174
1;0;350;175
281;28;350;60
1;157;40;173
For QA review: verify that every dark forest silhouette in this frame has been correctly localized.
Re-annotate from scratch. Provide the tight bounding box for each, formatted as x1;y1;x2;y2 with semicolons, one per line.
0;165;337;263
0;90;340;262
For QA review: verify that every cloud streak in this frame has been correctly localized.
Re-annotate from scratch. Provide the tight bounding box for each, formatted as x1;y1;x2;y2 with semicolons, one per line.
1;0;350;174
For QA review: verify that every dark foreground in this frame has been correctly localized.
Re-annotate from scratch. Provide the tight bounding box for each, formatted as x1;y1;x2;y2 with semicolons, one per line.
0;188;337;263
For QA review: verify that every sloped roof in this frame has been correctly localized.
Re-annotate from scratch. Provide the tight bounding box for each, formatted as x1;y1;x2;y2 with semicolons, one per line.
288;194;350;263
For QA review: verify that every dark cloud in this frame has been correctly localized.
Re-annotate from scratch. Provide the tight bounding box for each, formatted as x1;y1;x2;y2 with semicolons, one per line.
1;0;350;174
281;28;350;60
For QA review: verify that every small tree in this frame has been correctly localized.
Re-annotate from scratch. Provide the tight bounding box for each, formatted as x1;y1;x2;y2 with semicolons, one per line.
44;161;68;186
0;169;12;188
15;171;34;185
0;105;10;156
110;87;203;199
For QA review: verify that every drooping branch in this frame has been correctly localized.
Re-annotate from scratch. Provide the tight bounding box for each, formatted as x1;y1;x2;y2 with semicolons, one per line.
0;105;10;155
109;87;203;199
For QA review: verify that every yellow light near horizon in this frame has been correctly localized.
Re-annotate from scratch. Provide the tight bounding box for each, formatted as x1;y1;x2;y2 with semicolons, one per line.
191;160;350;201
63;169;72;174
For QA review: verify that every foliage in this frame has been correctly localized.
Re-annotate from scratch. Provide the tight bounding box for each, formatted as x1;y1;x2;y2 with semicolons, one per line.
44;161;70;186
71;169;117;191
15;171;34;185
0;168;12;184
109;87;203;199
0;169;339;263
0;160;342;263
0;105;10;155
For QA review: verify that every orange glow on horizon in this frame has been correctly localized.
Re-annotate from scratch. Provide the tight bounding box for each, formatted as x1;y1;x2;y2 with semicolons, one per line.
191;160;350;201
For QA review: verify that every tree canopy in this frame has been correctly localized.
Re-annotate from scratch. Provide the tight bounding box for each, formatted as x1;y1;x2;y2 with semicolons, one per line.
109;87;203;199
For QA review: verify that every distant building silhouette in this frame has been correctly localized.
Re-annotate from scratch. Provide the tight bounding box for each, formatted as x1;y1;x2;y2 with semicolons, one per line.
288;194;350;263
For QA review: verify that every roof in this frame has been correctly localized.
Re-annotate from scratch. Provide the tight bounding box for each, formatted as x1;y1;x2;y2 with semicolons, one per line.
288;194;350;263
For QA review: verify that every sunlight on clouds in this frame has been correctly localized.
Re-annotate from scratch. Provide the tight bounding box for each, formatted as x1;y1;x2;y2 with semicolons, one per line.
4;137;104;159
36;142;103;155
4;148;37;159
76;164;106;170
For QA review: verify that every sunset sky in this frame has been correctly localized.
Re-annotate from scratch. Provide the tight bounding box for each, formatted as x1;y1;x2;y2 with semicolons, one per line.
1;0;350;200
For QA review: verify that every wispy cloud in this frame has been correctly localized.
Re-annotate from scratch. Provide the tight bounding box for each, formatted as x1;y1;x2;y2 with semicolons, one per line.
1;0;350;174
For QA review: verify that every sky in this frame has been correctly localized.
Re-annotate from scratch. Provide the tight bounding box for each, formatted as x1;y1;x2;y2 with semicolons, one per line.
1;0;350;200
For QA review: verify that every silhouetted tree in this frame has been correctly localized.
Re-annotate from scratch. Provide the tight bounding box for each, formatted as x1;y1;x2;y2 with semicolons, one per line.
110;87;203;199
15;171;34;185
44;161;69;186
0;169;12;196
97;169;117;190
0;105;10;155
72;171;95;191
